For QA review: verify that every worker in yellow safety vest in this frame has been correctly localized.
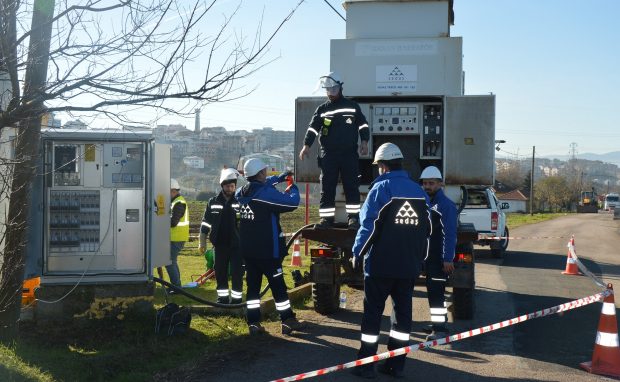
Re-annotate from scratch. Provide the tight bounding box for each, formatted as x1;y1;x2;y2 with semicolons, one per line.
168;178;189;291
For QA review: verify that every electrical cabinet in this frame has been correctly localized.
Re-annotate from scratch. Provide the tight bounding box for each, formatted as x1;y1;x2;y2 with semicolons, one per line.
29;129;171;284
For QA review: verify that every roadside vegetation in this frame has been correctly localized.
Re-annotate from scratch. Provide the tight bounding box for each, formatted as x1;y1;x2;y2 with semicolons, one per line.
506;212;567;229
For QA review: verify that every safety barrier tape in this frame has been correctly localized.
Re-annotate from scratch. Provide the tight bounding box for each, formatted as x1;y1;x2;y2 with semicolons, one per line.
569;241;607;289
478;235;567;241
270;289;612;382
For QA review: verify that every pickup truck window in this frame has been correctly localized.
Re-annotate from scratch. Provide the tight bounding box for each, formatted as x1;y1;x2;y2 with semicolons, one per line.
465;190;490;209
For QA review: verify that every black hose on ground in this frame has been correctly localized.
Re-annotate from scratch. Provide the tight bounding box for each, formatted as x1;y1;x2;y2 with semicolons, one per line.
286;223;315;249
152;276;269;309
153;224;315;309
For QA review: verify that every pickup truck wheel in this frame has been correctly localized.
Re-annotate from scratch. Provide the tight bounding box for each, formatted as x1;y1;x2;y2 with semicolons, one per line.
501;227;509;250
452;287;474;320
312;282;341;315
491;227;509;258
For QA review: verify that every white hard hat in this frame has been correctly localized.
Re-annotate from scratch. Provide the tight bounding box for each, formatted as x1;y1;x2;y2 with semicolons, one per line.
243;158;268;178
318;71;342;88
219;168;239;185
372;142;403;164
420;166;443;180
170;178;180;190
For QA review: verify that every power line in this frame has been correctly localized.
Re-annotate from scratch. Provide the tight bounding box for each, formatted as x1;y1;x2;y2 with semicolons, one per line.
322;0;345;21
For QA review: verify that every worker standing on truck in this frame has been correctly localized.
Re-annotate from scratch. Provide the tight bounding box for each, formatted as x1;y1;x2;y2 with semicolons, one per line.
420;166;457;340
351;143;431;378
168;178;189;292
235;158;305;335
298;71;370;230
199;168;243;305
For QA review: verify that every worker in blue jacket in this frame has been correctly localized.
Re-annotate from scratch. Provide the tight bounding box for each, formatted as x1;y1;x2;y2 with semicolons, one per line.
351;143;432;378
235;158;305;336
420;166;457;340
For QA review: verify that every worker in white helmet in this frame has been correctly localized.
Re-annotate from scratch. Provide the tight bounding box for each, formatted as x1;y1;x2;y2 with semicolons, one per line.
168;178;189;292
351;143;432;378
235;158;305;335
199;168;244;304
298;71;370;230
419;166;457;340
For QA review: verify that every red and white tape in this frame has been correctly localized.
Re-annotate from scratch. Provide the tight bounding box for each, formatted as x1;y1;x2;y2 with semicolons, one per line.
478;234;567;241
271;289;612;382
568;240;607;289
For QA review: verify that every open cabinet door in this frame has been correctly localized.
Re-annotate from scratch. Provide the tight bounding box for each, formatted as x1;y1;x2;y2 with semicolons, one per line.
149;142;171;273
444;95;496;186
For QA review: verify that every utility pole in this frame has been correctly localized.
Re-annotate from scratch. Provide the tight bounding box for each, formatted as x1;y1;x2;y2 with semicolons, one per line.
530;146;535;215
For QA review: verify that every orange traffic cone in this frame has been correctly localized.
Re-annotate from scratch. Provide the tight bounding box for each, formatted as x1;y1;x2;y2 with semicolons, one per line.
290;239;302;267
580;284;620;378
562;236;582;275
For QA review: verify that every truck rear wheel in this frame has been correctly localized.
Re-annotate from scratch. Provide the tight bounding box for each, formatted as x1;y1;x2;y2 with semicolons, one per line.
312;282;341;315
452;287;474;320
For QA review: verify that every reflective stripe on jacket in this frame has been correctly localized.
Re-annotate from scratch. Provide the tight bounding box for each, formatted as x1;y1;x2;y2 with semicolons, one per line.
170;195;189;242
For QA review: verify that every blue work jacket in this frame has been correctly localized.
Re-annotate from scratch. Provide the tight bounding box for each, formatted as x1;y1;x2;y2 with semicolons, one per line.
353;170;432;278
429;188;458;263
236;174;299;260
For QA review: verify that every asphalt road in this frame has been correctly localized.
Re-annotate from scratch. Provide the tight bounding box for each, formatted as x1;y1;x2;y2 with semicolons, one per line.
180;213;620;382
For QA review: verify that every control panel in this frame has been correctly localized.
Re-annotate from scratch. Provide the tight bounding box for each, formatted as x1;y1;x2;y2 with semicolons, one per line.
421;104;442;159
371;105;419;135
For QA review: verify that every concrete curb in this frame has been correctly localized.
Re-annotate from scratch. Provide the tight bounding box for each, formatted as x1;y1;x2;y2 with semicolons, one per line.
190;283;312;317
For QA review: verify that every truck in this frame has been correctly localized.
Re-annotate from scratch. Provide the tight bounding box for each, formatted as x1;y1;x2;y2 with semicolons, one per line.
577;188;598;213
604;193;619;211
289;0;496;321
459;187;510;258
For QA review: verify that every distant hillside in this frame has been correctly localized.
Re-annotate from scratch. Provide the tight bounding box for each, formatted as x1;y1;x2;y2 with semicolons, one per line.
546;151;620;166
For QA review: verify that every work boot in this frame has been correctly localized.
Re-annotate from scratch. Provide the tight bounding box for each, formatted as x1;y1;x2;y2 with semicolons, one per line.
315;217;334;229
426;327;449;341
281;317;306;335
217;296;230;305
350;364;376;379
248;323;266;336
230;298;242;305
378;362;405;378
348;217;360;230
421;323;434;334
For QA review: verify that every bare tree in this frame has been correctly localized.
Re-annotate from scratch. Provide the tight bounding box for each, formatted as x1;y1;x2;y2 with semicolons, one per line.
0;0;302;339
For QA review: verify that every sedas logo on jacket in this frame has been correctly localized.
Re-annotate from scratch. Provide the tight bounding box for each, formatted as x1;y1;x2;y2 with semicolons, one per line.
240;204;255;220
395;201;419;225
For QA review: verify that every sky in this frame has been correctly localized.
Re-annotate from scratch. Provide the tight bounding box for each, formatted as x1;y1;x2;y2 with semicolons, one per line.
77;0;620;159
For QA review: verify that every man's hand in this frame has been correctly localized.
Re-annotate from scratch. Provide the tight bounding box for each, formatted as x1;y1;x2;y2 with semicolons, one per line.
299;145;310;161
359;141;369;156
443;261;455;274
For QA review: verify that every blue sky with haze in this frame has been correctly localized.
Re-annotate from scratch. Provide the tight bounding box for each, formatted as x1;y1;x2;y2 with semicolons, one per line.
82;0;619;159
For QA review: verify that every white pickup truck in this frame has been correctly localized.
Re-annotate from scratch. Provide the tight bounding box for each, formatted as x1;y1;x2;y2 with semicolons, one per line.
459;187;509;258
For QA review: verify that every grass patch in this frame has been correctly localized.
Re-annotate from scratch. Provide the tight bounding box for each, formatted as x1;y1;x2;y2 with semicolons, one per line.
1;200;314;382
1;314;251;382
506;212;567;229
